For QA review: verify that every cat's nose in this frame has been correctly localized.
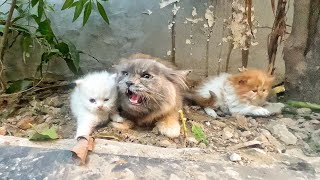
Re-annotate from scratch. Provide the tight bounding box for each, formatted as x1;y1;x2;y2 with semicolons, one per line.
126;81;134;87
97;105;103;110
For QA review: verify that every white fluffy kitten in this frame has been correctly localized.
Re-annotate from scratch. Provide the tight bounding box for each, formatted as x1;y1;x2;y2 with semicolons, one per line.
192;69;274;117
70;71;123;138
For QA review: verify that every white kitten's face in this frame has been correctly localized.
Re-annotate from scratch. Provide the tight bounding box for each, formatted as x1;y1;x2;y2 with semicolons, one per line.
75;72;117;114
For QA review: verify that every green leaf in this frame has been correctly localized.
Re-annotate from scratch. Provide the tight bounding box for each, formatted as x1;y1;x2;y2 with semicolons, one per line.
38;0;44;19
31;0;39;7
61;0;74;10
83;1;92;26
287;100;320;110
29;127;58;141
191;124;208;145
5;80;33;94
96;1;109;24
22;35;33;51
55;42;70;55
65;41;80;71
37;19;55;43
73;0;85;22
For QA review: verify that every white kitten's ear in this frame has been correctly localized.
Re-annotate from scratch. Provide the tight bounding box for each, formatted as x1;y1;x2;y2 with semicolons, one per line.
110;73;117;79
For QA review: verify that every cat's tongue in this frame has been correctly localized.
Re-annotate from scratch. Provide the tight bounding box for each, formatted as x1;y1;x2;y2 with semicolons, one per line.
129;93;140;105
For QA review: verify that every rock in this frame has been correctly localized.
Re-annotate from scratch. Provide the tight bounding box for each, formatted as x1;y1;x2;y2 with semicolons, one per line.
211;120;227;128
278;118;297;127
296;108;312;115
17;117;35;130
235;115;249;129
205;121;210;126
228;140;262;150
264;102;285;115
294;132;309;140
310;129;320;147
229;153;241;162
222;127;234;139
44;96;64;107
0;126;7;135
309;120;320;124
300;121;315;133
199;143;207;148
269;124;297;145
186;137;199;145
159;140;172;148
240;131;252;137
260;129;286;152
249;119;258;127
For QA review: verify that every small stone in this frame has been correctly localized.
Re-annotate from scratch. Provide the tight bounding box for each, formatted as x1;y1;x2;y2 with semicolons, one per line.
241;131;252;137
44;96;64;107
0;126;7;135
310;129;320;147
222;127;234;139
17;117;35;130
278;118;297;127
235;115;249;129
159;140;172;148
205;121;210;126
296;108;312;115
309;120;320;124
249;119;258;127
199;142;207;148
295;132;309;140
212;120;227;128
269;124;297;145
229;153;241;162
187;137;199;145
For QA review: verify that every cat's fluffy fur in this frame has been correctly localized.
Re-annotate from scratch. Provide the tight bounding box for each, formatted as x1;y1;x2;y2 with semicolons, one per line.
70;71;123;138
189;69;274;117
114;55;190;138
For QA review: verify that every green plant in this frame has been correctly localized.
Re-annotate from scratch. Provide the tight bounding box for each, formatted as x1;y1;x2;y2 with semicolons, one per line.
0;0;110;94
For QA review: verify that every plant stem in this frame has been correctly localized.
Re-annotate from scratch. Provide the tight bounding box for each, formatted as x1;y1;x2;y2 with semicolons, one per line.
0;0;17;93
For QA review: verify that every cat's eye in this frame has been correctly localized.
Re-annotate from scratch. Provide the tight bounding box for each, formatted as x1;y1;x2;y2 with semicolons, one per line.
252;90;258;93
142;72;152;79
122;71;128;76
262;89;266;92
89;98;96;103
104;98;109;102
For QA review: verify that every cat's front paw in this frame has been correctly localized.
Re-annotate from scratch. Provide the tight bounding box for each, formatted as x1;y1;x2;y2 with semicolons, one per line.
251;107;271;116
110;120;134;130
156;121;181;138
204;107;218;118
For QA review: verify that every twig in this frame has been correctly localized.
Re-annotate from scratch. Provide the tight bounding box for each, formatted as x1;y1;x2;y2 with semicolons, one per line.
170;2;177;65
225;42;234;73
178;110;187;147
0;0;17;93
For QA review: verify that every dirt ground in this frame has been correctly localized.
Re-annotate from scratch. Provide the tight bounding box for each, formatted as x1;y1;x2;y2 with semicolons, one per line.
1;80;320;165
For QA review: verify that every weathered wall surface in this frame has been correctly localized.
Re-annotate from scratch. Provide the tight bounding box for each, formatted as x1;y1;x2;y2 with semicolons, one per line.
3;0;293;82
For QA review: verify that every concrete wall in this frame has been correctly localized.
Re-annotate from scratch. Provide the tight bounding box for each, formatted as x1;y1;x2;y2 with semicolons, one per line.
3;0;293;82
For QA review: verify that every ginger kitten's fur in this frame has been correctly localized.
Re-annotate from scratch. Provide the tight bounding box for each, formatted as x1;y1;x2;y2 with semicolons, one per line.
113;54;190;138
189;69;274;117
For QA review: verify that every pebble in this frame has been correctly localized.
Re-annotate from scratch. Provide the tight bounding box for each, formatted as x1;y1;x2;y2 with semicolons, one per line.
309;120;320;124
222;127;234;139
186;137;199;145
229;153;241;162
159;140;172;148
45;96;64;107
249;119;258;127
205;121;211;126
199;142;207;148
241;131;252;137
296;108;312;115
0;126;7;135
278;118;297;127
295;132;309;140
311;129;320;147
17;117;35;130
269;124;297;145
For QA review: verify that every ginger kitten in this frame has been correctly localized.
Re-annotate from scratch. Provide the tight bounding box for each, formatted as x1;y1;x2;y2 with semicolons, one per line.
114;56;190;138
70;71;123;138
189;69;274;117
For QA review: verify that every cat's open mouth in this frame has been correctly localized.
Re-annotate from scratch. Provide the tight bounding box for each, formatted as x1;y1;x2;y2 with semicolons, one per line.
126;89;142;105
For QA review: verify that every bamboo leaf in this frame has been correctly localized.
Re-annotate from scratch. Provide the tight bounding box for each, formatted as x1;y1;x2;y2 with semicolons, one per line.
31;0;39;7
96;1;109;24
61;0;74;10
83;1;92;26
5;80;33;94
287;101;320;110
73;0;85;22
191;124;208;145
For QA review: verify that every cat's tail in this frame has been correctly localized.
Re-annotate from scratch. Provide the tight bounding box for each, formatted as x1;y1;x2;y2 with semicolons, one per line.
184;90;217;107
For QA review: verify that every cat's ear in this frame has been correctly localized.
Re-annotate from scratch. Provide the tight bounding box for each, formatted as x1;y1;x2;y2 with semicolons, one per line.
110;73;117;79
165;69;191;90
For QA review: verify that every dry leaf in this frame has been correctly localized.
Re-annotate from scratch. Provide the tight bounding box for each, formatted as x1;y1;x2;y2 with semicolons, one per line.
110;120;134;130
71;136;95;165
0;126;7;135
17;117;35;130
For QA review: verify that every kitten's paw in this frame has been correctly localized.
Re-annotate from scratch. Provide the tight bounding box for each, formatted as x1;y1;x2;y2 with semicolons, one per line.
110;120;134;130
111;114;125;123
204;107;218;118
251;107;271;116
156;121;181;138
